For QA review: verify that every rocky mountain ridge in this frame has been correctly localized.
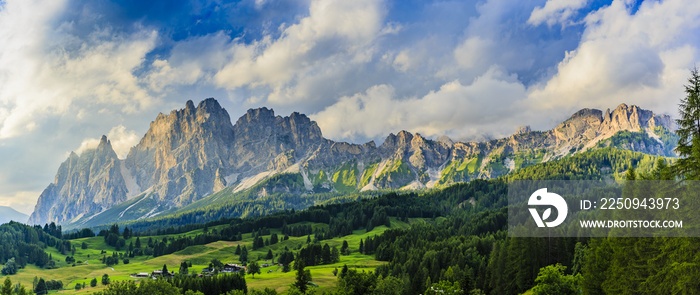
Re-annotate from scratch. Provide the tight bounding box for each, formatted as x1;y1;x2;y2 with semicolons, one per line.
28;98;676;226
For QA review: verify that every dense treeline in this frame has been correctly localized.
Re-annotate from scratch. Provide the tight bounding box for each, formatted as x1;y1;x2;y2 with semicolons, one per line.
86;190;384;235
296;243;340;266
332;148;675;294
93;179;489;259
167;273;247;295
63;228;95;240
92;274;246;295
508;147;660;181
0;222;64;271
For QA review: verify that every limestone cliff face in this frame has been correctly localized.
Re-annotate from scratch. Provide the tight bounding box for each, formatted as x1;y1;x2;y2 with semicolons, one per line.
28;136;127;225
232;108;324;174
124;98;235;207
548;103;675;157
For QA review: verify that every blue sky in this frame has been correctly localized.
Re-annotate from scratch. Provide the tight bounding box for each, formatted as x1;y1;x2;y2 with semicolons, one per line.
0;0;698;214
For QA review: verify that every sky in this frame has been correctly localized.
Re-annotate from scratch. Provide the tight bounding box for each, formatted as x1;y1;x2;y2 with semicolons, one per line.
0;0;698;214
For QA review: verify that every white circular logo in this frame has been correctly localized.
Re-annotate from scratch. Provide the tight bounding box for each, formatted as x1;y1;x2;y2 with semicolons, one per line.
528;188;568;227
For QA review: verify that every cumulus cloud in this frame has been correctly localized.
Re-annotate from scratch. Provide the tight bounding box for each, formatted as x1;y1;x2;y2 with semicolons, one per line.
0;0;159;140
527;0;700;117
528;0;589;27
75;125;140;158
213;0;387;105
312;67;528;142
454;36;494;70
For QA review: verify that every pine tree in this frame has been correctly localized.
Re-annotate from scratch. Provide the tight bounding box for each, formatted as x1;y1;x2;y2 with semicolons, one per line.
675;68;700;179
340;264;349;278
1;277;12;295
293;261;311;293
625;166;636;180
34;279;47;295
240;246;248;263
341;240;349;255
180;261;189;275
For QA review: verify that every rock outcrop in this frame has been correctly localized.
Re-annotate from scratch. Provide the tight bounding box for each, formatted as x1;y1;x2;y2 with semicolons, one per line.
28;136;128;225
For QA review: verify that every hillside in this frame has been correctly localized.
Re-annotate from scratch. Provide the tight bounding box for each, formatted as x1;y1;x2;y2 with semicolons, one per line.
28;98;677;229
0;206;28;224
0;147;673;294
85;147;666;234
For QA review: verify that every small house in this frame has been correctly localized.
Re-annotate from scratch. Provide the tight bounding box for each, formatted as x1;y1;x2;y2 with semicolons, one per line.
222;263;245;273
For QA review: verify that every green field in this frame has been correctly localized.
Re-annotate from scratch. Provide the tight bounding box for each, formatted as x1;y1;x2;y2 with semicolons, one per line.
1;218;416;294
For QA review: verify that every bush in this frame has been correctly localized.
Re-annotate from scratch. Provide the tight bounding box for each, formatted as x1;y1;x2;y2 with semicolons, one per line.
1;258;18;275
532;264;580;295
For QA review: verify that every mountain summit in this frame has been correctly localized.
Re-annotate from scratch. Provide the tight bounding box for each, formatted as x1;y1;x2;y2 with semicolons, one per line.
28;99;676;226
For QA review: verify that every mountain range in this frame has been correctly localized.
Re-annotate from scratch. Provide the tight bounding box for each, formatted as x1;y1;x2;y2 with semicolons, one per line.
27;98;677;228
0;206;28;224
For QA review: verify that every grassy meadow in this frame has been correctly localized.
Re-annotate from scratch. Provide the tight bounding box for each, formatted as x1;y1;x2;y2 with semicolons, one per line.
0;218;417;294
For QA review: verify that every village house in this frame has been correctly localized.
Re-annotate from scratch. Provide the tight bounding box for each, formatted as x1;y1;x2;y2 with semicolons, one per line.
152;270;175;277
222;263;245;273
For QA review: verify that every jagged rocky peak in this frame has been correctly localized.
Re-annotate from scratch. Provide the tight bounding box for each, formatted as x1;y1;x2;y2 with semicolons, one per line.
381;130;414;150
93;135;117;156
565;108;604;124
125;98;236;206
28;134;127;225
232;107;325;173
142;98;233;145
555;103;672;140
236;107;276;126
604;103;673;131
437;135;454;146
515;125;532;135
233;107;323;145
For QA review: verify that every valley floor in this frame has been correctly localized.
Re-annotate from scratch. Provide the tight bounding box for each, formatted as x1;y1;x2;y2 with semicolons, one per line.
1;218;415;294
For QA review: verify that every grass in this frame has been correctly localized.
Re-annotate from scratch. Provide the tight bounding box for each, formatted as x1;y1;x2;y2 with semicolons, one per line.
437;155;482;186
359;163;379;188
332;162;359;193
2;219;415;294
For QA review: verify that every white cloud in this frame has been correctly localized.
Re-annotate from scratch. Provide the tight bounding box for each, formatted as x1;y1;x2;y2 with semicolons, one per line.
454;36;494;69
212;0;387;105
0;0;159;140
312;67;528;142
527;0;700;117
528;0;589;27
0;190;42;215
75;125;140;158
